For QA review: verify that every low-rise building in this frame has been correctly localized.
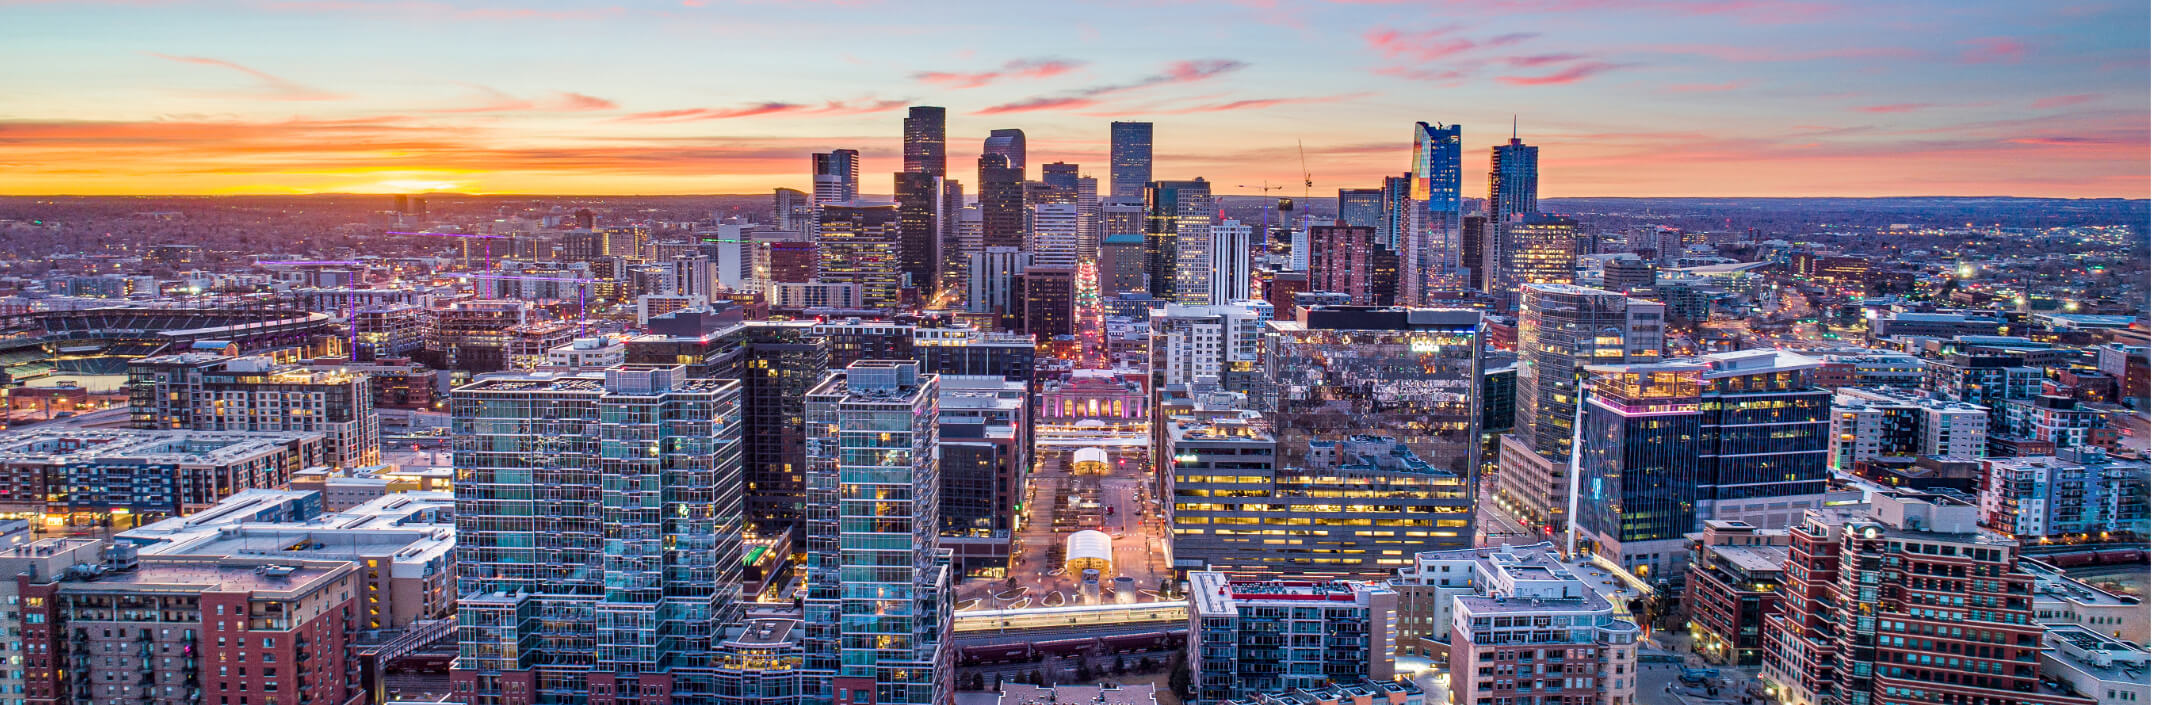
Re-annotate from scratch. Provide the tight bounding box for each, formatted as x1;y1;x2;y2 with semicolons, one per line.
1445;547;1639;705
1682;520;1787;665
128;353;380;469
2024;558;2148;644
1980;447;2149;544
1187;572;1398;705
0;429;327;529
2040;625;2149;705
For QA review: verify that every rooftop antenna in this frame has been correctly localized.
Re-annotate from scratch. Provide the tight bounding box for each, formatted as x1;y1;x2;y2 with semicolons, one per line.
1512;114;1519;141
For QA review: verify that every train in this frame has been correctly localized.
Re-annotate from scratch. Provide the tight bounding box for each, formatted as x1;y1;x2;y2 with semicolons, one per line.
958;630;1187;666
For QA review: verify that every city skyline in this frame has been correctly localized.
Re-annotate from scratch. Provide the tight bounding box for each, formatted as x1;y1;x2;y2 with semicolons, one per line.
0;0;2147;198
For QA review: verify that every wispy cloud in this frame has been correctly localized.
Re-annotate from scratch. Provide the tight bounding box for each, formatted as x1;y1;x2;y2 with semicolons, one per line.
1498;61;1626;85
1364;27;1536;61
146;52;347;101
1855;103;1933;113
1639;44;1920;62
618;98;907;122
1958;36;2030;64
1106;93;1372;115
975;59;1247;114
2032;93;2101;109
914;58;1084;89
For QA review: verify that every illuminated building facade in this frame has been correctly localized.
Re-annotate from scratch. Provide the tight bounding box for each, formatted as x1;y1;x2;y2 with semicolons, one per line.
1494;284;1662;537
128;352;380;469
816;203;905;309
1492;214;1581;304
1144;179;1212;302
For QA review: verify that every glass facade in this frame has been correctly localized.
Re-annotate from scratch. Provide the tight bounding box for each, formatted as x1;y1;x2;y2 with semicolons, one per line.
1260;307;1484;495
1109;121;1153;200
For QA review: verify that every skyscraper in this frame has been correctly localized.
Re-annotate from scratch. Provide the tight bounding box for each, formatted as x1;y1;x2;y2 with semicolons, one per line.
1460;213;1492;292
1074;175;1101;261
1338;188;1383;230
903;106;946;177
1109;121;1154;199
1144;178;1212;302
1307;223;1376;305
1027;202;1079;270
894;171;945;293
1041;161;1079;192
1493;213;1581;303
817;202;905;308
773;187;809;232
452;365;745;703
1380;174;1419;301
811;149;860;209
983;129;1026;173
1205;219;1251;304
978;154;1027;249
1489;128;1538;224
803;360;952;705
1494;284;1664;537
1413;122;1463;295
939;179;967;297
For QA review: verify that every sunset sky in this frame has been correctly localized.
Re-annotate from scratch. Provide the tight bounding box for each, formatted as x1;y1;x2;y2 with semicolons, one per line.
0;0;2148;198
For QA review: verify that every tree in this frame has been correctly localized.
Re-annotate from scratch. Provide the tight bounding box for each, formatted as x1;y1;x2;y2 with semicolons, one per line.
1111;656;1128;675
991;674;1005;692
1006;576;1020;591
1166;652;1192;697
1075;659;1095;682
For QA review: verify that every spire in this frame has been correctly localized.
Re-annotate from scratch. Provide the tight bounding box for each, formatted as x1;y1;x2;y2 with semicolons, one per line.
1512;114;1518;141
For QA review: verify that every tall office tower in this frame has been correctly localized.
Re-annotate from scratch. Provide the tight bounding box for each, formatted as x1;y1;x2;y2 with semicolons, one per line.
939;179;968;296
978;154;1027;249
1489;131;1539;224
1109;121;1154;199
817;203;905;309
803;361;952;705
1101;199;1144;236
1041;161;1080;192
1762;491;2088;705
966;246;1032;325
1338;188;1384;230
1444;547;1641;705
811;149;861;208
983;129;1027;173
1186;572;1400;702
1493;213;1581;303
451;365;745;703
1149;301;1272;390
894;171;945;293
773;187;809;231
1369;242;1401;306
1097;233;1148;297
1494;284;1664;537
1204;219;1251;304
903;106;946;177
1074;175;1101;261
1380;174;1422;301
1260;306;1485;516
1018;267;1076;341
1027;202;1080;270
1413;122;1463;295
1145;178;1212;302
128;353;380;469
740;321;829;540
1459;213;1491;292
1307;223;1377;304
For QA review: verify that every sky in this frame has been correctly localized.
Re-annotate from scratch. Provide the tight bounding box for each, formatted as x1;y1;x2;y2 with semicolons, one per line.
0;0;2148;198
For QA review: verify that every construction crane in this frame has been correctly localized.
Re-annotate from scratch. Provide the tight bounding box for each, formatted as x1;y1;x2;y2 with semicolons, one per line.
1237;182;1285;232
1297;140;1314;224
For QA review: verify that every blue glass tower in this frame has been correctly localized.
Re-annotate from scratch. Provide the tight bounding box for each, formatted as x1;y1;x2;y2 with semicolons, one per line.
1413;122;1462;296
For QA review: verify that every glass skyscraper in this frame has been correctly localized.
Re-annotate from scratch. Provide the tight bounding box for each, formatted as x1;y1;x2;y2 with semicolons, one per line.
902;106;945;177
1412;122;1462;294
1488;134;1538;224
1144;178;1211;302
1109;121;1153;199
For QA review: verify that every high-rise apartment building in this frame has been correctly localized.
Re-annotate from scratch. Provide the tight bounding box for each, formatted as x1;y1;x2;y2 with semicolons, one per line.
894;172;945;294
1205;220;1251;305
1149;301;1272;391
1109;121;1154;199
1830;387;1989;471
451;365;745;704
1761;491;2088;705
128;353;380;469
817;203;905;309
1488;133;1538;224
1261;306;1484;494
1493;214;1581;303
1028;202;1080;270
965;247;1031;324
1494;284;1662;537
803;361;952;705
1444;547;1640;705
1307;224;1376;304
978;154;1027;249
903;106;946;177
812;149;861;209
1145;179;1212;302
1187;572;1399;703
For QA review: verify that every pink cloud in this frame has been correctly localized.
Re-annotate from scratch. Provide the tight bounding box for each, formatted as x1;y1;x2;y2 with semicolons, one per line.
552;92;618;111
2032;94;2101;109
1498;61;1624;86
1363;28;1537;61
1856;103;1933;113
1144;93;1372;114
1641;44;1920;62
617;98;905;122
1502;53;1585;67
974;58;1247;115
1958;36;2029;64
146;52;347;101
915;57;1084;89
1372;66;1472;83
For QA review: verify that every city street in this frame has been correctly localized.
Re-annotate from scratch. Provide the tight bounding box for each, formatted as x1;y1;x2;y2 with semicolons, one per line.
958;442;1169;608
